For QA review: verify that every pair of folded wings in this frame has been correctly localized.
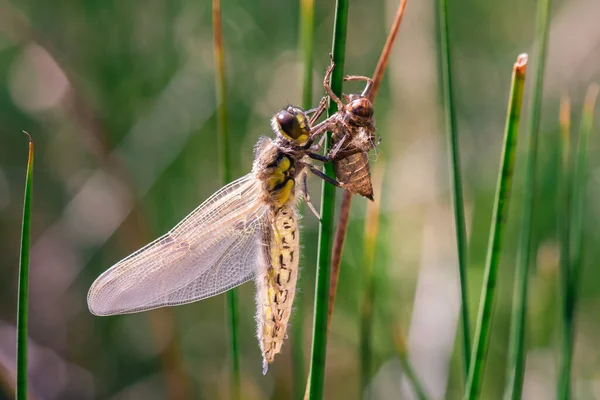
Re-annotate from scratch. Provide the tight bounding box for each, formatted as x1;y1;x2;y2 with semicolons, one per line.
87;173;271;316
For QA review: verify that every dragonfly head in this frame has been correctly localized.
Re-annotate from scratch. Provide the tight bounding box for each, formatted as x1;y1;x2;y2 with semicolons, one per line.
272;106;311;145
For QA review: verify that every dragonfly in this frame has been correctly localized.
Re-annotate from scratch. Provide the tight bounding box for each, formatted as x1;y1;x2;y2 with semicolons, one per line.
311;58;379;200
87;100;340;374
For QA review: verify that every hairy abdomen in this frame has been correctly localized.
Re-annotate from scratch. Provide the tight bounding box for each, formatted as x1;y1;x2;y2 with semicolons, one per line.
256;206;299;373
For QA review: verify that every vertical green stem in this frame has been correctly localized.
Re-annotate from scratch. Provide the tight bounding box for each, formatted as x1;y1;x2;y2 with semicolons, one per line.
504;1;551;399
300;0;315;110
558;85;598;400
213;1;239;398
464;55;528;400
306;1;348;398
293;0;315;398
16;132;34;400
436;0;471;380
557;95;572;400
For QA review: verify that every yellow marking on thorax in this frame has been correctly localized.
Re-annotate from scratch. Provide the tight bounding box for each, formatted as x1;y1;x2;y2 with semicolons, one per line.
265;155;296;207
294;113;310;143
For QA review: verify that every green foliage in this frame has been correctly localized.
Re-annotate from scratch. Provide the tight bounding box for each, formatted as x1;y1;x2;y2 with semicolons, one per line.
558;85;598;400
306;1;348;398
16;133;34;400
213;1;241;397
1;2;598;399
504;1;551;398
437;0;471;381
465;55;527;400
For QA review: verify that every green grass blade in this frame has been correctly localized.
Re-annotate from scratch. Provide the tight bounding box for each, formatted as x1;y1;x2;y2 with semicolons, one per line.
464;54;528;400
504;1;551;398
306;1;348;398
293;0;315;398
558;84;598;400
16;132;34;400
436;0;471;380
557;94;572;400
300;0;315;111
212;1;240;398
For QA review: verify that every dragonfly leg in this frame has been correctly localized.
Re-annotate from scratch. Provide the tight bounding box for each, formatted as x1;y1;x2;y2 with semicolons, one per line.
307;134;346;162
301;173;321;220
323;54;345;111
313;129;328;150
328;134;347;159
307;119;332;145
307;164;342;187
307;151;332;163
344;75;374;97
307;96;328;125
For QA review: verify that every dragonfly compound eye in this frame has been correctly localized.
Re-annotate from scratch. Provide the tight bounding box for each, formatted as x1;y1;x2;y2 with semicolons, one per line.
276;110;298;136
274;108;310;143
350;98;374;119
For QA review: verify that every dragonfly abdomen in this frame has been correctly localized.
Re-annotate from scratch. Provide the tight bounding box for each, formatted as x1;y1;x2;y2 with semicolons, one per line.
256;206;299;374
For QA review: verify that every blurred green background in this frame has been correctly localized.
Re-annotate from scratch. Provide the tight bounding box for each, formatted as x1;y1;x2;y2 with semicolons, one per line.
1;0;600;399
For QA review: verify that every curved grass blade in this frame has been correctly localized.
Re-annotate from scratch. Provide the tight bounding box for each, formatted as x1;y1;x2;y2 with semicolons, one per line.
212;1;240;397
436;0;471;380
305;1;348;398
16;132;34;400
558;84;599;400
504;1;552;398
293;0;316;398
464;54;528;400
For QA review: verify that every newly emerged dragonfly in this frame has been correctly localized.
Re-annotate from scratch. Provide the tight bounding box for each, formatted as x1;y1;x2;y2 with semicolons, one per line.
87;102;338;373
312;59;379;200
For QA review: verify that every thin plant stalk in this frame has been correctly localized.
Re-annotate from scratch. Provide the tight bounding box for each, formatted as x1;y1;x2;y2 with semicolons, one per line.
319;1;408;398
464;54;528;400
359;164;384;398
328;191;351;336
327;0;409;326
558;84;599;400
368;0;409;102
504;1;551;398
293;0;315;398
437;0;470;379
16;132;34;400
557;95;572;400
4;6;192;398
569;84;598;314
324;0;408;395
327;0;408;348
392;324;430;400
305;1;348;398
213;1;240;398
300;0;315;111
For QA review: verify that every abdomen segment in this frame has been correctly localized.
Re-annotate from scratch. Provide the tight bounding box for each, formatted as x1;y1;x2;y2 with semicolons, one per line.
255;206;299;373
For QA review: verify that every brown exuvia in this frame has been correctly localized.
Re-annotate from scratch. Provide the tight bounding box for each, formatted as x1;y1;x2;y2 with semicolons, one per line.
311;60;379;200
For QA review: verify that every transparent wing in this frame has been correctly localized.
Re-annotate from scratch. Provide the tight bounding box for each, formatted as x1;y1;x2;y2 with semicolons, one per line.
87;173;269;316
